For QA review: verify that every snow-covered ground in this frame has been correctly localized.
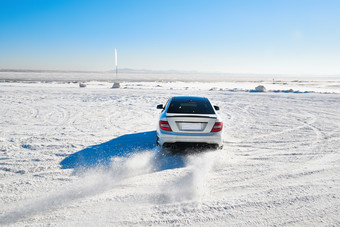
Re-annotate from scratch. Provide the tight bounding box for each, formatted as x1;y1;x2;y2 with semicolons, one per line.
0;76;339;226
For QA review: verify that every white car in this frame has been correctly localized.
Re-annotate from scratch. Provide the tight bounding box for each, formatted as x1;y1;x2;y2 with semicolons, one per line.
156;96;223;149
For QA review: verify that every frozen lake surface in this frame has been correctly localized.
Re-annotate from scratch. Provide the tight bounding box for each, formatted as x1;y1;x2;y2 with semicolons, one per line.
0;78;339;226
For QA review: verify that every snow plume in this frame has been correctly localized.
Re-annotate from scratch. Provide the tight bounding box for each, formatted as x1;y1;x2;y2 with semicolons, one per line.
0;151;156;225
161;151;218;203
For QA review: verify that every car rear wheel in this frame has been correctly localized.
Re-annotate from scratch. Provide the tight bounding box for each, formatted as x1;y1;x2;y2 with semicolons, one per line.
156;135;160;146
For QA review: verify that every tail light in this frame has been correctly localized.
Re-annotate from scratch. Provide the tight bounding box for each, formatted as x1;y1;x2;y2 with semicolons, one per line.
211;122;223;132
159;120;172;131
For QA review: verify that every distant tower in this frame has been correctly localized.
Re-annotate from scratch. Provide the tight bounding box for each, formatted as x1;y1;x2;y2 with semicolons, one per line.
112;48;120;88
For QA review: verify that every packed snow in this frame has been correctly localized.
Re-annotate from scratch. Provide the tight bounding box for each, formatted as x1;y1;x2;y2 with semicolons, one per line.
0;73;339;226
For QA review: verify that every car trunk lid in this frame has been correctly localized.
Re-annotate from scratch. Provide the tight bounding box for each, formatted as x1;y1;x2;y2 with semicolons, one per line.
166;114;217;133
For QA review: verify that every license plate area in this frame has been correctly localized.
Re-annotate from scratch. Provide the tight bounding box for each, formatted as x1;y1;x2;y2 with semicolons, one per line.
180;122;202;131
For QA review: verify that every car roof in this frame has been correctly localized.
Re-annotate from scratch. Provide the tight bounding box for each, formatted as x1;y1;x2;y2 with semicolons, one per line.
171;96;209;102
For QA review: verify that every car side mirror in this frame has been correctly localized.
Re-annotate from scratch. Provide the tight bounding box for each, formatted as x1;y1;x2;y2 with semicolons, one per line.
157;104;163;109
214;105;220;111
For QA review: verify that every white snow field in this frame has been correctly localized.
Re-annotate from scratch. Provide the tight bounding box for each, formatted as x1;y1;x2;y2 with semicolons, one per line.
0;76;340;226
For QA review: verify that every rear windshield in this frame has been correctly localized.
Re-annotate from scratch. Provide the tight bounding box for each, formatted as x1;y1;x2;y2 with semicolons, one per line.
167;98;215;114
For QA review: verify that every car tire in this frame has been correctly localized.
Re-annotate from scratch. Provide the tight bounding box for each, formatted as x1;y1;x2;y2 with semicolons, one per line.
156;135;159;145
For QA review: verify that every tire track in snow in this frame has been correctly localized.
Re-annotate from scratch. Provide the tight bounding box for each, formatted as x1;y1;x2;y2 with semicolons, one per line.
208;94;340;211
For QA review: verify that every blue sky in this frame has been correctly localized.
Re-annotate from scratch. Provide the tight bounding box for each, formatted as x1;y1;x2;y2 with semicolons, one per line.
1;0;339;75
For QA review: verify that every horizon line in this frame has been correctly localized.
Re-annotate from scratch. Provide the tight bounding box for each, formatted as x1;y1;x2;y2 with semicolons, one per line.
1;68;339;78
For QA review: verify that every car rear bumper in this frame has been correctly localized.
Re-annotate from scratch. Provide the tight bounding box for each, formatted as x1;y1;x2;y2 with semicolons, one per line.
157;130;223;147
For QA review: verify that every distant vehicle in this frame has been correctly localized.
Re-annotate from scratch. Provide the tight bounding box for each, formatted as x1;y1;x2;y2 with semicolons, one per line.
156;96;223;149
